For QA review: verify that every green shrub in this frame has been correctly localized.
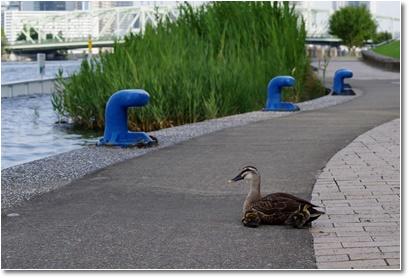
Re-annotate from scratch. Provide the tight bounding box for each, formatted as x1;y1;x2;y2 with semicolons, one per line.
373;31;392;44
53;2;324;132
1;28;8;54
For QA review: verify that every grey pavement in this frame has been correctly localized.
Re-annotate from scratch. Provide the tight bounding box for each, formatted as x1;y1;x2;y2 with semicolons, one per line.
1;65;400;269
311;119;400;269
312;57;401;80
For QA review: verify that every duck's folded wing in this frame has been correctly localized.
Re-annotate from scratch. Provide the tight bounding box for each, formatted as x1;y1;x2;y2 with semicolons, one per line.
264;192;319;207
249;197;300;215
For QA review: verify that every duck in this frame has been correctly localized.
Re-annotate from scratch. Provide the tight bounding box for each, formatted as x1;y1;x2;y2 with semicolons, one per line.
229;166;324;228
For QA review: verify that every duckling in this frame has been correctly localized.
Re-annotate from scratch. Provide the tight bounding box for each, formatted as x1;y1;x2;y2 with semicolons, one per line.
285;203;311;228
229;166;324;228
242;209;261;228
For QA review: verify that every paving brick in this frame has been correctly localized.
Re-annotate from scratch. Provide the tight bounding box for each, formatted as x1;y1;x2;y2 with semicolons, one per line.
371;235;400;242
322;200;350;206
315;254;349;263
327;215;360;222
315;247;380;256
349;252;400;260
317;259;387;269
345;195;378;200
334;222;398;227
385;258;400;266
314;236;373;243
363;226;399;232
379;246;400;253
319;194;346;200
314;242;343;249
375;195;400;201
366;231;400;237
378;265;400;269
325;209;356;215
359;217;398;223
353;208;386;214
342;241;400;248
324;226;365;232
336;231;373;237
347;200;379;206
312;232;337;238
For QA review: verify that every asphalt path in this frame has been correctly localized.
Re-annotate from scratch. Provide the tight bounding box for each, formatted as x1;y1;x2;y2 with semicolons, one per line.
1;79;399;269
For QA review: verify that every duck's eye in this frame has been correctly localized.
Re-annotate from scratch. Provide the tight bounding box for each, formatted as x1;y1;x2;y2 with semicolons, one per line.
243;172;253;179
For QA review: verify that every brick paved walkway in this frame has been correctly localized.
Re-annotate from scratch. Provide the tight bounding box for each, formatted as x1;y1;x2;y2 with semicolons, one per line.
311;118;400;269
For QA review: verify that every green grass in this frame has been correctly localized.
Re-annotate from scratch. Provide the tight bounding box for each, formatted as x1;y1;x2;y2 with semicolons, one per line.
53;2;325;132
373;40;400;59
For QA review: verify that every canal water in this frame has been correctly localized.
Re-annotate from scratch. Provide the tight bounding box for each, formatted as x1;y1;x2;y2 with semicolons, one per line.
1;60;101;169
1;95;101;169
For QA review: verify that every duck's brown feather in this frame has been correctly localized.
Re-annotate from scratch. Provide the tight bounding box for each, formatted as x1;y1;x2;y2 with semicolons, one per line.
248;192;321;225
264;192;318;207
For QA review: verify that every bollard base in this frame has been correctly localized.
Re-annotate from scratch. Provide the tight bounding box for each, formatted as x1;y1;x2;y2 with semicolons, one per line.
263;102;300;112
97;132;158;148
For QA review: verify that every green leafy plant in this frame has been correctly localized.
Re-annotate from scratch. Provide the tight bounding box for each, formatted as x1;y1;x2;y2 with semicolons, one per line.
1;28;8;54
373;31;392;44
53;2;324;132
329;6;377;49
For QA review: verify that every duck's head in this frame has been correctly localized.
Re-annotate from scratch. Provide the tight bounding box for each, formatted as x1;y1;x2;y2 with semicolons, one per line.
229;166;259;183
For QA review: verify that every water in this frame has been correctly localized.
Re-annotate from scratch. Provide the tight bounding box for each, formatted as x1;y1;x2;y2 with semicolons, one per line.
1;60;82;83
1;95;101;169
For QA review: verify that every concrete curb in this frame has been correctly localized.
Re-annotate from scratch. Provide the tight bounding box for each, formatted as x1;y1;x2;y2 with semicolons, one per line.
361;50;400;72
311;118;400;269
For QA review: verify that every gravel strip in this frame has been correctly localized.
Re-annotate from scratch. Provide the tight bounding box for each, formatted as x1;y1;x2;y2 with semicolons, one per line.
1;91;361;210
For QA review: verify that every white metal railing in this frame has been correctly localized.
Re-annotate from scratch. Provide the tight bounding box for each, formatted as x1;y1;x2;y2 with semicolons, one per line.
4;2;400;45
3;4;187;44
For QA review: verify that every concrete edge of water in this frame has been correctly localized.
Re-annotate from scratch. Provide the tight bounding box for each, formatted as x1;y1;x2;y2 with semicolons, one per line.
1;89;363;211
1;76;70;98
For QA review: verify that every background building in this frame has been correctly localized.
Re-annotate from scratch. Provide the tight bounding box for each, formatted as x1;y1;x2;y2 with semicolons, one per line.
1;1;401;44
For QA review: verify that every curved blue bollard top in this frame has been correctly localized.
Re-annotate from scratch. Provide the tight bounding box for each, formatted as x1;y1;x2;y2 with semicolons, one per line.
98;89;156;147
333;69;354;95
264;76;299;112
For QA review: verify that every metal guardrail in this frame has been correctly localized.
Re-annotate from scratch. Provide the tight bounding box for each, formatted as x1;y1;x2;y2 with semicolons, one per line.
8;37;343;53
6;40;123;52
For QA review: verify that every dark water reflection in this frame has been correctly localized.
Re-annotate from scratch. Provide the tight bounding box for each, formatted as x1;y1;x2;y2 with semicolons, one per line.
1;95;101;169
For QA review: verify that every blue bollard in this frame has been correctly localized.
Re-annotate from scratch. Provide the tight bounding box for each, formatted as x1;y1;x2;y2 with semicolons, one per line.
332;69;355;95
98;89;157;147
263;76;300;112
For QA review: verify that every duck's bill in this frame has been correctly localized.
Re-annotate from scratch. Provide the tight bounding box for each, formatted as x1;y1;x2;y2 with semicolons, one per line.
229;174;243;183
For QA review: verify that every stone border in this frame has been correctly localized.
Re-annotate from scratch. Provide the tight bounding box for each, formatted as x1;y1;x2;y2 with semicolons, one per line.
1;90;361;211
311;119;400;269
361;50;400;72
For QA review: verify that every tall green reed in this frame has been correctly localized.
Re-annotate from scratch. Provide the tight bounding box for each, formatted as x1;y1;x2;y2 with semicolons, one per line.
52;1;324;131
